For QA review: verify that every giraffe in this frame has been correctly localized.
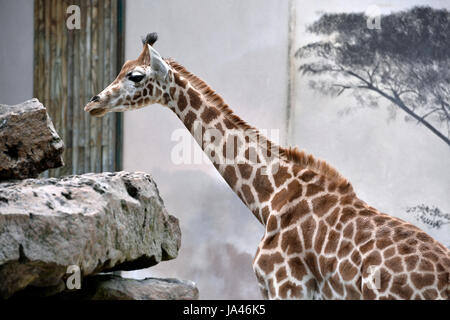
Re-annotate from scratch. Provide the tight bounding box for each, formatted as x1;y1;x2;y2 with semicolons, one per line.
84;33;450;300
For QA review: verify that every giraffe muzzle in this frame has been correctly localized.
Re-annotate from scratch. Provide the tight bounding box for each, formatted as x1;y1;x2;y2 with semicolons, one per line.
84;102;108;117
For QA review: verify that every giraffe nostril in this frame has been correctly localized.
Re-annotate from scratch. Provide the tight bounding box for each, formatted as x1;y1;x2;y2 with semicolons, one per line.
90;95;100;103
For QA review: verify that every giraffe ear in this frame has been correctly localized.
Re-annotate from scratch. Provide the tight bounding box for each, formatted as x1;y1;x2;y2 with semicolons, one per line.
148;44;169;81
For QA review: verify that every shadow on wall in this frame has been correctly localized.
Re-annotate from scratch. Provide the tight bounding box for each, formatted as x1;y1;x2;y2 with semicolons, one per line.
150;241;261;300
122;168;264;299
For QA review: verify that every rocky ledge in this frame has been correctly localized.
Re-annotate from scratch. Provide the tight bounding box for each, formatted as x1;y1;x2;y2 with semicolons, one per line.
0;171;182;299
0;99;64;180
51;275;199;300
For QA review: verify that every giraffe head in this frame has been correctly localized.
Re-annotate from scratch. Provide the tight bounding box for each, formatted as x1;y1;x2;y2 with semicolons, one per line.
84;32;170;117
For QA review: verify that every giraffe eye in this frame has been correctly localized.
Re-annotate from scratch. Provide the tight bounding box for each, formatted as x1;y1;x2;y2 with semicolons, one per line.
127;72;145;83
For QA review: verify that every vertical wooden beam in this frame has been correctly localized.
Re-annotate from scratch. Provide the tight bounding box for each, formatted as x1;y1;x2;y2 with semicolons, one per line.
108;0;118;172
286;0;297;145
115;0;125;171
95;0;104;173
70;0;80;175
102;0;112;171
43;2;51;182
108;0;117;172
36;0;48;177
58;0;69;177
84;0;92;173
33;0;40;101
78;0;87;174
49;0;60;176
64;0;74;176
90;0;101;173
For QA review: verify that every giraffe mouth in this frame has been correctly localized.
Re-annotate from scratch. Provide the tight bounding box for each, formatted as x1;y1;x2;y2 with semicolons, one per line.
89;108;108;117
84;104;108;117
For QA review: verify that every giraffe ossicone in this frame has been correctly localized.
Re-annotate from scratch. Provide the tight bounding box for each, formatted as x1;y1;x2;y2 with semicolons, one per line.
84;33;450;300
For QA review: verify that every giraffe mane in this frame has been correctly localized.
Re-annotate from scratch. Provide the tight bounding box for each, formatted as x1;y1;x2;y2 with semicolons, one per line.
165;58;352;187
279;147;351;187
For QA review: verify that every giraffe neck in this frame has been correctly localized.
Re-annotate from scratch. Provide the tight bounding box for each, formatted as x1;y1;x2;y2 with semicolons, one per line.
162;60;284;225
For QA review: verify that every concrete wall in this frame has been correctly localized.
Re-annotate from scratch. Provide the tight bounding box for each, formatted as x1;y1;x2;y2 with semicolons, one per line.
121;0;289;299
0;0;34;105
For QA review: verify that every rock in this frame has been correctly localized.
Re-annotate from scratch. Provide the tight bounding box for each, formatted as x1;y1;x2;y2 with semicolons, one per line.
52;275;199;300
0;172;181;299
0;98;64;180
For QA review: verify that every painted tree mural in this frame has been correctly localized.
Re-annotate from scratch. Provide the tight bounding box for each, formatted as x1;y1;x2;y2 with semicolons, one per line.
296;6;450;146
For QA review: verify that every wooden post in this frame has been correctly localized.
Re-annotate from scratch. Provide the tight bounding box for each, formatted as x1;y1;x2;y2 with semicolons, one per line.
33;0;125;177
286;0;297;145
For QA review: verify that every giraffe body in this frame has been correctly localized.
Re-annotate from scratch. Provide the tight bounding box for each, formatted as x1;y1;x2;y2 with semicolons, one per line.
84;33;450;299
252;163;450;299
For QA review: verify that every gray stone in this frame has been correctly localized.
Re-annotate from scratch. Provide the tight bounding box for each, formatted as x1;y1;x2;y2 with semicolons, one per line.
0;171;181;299
55;275;199;300
0;98;64;180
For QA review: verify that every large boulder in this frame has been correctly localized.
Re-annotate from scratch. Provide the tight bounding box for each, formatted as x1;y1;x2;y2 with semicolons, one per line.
0;98;64;180
52;275;199;300
0;171;181;299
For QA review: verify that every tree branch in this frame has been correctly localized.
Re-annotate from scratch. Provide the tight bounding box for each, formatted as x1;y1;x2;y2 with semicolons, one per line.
341;69;450;147
418;108;440;123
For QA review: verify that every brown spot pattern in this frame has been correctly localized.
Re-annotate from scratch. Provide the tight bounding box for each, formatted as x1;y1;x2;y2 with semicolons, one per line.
385;257;404;273
223;118;236;129
279;282;303;298
280;200;310;228
184;111;197;131
241;184;255;205
187;87;202;109
200;106;220;124
271;181;302;212
324;230;340;254
300;170;317;182
261;206;270;224
253;168;274;202
177;91;188;111
238;163;253;179
314;221;328;253
337;240;353;258
258;252;284;274
301;217;316;250
223;166;237;188
289;257;307;281
411;273;435;290
267;215;277;232
174;73;187;88
281;228;302;254
263;233;280;250
273;166;292;188
339;260;358;281
312;194;338;216
169;87;176;99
